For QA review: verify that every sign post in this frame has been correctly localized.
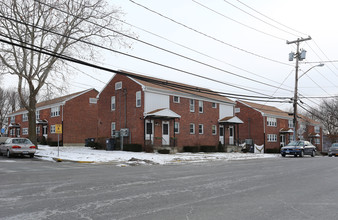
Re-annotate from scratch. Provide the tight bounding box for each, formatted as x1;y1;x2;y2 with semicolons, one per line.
55;124;62;157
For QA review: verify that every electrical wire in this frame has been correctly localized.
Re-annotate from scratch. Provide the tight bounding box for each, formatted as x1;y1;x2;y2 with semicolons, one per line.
128;0;292;67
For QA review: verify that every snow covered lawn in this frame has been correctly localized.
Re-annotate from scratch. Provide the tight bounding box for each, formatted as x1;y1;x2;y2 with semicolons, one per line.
36;145;279;166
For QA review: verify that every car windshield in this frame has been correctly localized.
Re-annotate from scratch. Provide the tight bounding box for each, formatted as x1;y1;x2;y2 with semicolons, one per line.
286;141;304;146
11;139;32;144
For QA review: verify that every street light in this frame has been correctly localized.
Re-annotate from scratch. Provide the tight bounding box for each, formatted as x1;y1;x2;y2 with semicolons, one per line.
292;63;324;141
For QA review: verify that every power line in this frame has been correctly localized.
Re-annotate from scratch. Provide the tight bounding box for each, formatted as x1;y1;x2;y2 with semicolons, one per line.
192;0;285;41
128;0;292;67
0;14;291;97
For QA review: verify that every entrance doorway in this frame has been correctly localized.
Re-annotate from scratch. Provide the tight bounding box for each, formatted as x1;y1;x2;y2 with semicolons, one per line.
162;121;170;145
229;126;234;145
219;125;224;145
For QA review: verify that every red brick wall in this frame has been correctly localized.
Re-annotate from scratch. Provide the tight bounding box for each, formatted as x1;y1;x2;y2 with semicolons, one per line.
63;89;98;144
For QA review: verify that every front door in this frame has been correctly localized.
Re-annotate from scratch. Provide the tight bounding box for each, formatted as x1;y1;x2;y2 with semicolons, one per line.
229;126;234;145
280;134;285;147
162;121;170;145
219;125;224;145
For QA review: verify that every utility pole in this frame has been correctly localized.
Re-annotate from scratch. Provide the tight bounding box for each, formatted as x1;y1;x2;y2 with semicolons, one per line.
286;36;311;142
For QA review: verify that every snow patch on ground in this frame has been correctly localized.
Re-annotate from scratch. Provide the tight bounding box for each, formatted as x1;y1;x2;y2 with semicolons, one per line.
36;145;279;166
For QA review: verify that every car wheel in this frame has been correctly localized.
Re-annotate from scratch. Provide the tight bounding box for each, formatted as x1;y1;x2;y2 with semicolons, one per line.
311;150;315;157
282;154;286;157
6;150;11;158
299;150;304;157
294;154;297;157
329;154;332;157
30;154;34;158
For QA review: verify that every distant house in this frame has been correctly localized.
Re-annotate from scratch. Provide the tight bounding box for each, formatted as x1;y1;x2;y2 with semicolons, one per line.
7;89;98;145
235;100;323;152
96;71;243;152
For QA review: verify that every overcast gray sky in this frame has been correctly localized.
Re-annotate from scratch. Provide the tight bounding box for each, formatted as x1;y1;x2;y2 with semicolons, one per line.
4;0;338;110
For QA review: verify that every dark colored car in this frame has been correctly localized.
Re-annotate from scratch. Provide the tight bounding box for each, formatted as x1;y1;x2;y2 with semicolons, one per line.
281;141;316;157
328;143;338;157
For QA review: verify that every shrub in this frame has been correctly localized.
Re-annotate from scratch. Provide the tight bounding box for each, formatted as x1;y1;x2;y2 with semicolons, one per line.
217;142;225;152
183;146;199;153
200;145;217;152
158;149;170;154
123;144;143;152
47;138;62;146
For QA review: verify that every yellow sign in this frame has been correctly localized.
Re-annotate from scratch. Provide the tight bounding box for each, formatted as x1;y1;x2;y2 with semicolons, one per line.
55;124;62;134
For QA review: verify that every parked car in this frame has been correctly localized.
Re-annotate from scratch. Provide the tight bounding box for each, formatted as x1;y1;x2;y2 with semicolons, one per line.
0;138;36;158
328;143;338;157
280;141;316;157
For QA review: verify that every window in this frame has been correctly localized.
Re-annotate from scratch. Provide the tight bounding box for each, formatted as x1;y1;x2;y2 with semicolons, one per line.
36;126;40;135
173;96;180;103
22;113;28;122
115;81;122;90
315;138;320;145
136;91;141;107
212;125;217;135
289;135;294;142
22;128;28;135
10;116;15;123
190;123;195;134
51;106;60;117
199;101;203;113
267;134;277;142
267;117;277;127
111;96;116;111
235;107;240;113
16;128;20;136
50;125;56;134
288;119;294;128
111;122;116;137
36;110;40;120
146;122;152;135
199;124;204;134
190;99;195;112
315;126;320;133
10;129;15;136
174;122;180;134
212;103;217;108
89;98;97;104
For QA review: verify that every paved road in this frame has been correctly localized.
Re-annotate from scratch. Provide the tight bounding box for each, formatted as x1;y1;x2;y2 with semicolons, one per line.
0;155;337;220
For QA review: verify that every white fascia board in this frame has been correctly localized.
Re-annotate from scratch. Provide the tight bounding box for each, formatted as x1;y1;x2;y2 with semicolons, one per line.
97;74;117;99
128;76;146;90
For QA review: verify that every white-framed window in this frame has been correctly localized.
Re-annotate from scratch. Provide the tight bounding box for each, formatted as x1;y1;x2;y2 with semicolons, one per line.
36;126;40;135
50;125;56;134
22;128;28;135
267;117;277;127
22;113;28;122
174;122;180;134
199;101;203;113
10;129;15;136
111;96;116;111
111;122;116;137
212;125;217;135
89;98;97;104
190;99;195;112
315;138;320;145
115;81;122;90
315;126;320;133
173;96;180;103
16;128;20;136
136;91;141;107
235;107;240;113
51;106;60;117
289;134;294;142
212;103;217;108
288;119;294;128
190;123;195;134
267;134;277;142
199;124;204;134
10;116;15;123
36;110;40;120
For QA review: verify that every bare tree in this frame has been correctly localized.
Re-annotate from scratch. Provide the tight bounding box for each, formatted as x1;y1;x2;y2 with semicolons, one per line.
0;0;132;145
310;97;338;136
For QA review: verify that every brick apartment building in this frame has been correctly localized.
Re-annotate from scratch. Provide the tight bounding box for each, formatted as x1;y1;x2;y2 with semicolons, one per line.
235;100;323;152
7;89;98;145
96;71;243;151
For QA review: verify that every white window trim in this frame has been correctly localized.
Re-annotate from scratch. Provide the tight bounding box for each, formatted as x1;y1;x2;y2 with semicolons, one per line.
199;124;204;134
36;110;40;120
174;122;180;134
22;128;28;135
267;134;277;142
115;81;122;90
267;117;277;127
22;113;28;122
190;99;195;112
212;125;217;135
111;96;116;111
111;122;116;137
136;91;141;107
212;103;217;108
51;106;60;117
190;123;195;134
50;125;56;134
315;126;320;133
199;101;203;113
173;96;180;103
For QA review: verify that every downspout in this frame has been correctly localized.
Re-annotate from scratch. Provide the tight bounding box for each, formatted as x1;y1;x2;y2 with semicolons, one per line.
61;104;64;145
263;115;266;152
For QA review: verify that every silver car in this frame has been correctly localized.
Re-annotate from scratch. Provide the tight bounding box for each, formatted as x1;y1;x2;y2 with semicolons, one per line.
328;143;338;157
0;138;36;158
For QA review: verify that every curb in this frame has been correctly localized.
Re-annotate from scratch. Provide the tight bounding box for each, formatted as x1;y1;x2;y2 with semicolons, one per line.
52;157;94;163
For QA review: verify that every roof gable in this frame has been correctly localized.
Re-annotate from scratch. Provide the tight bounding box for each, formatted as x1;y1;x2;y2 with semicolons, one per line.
238;100;291;119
